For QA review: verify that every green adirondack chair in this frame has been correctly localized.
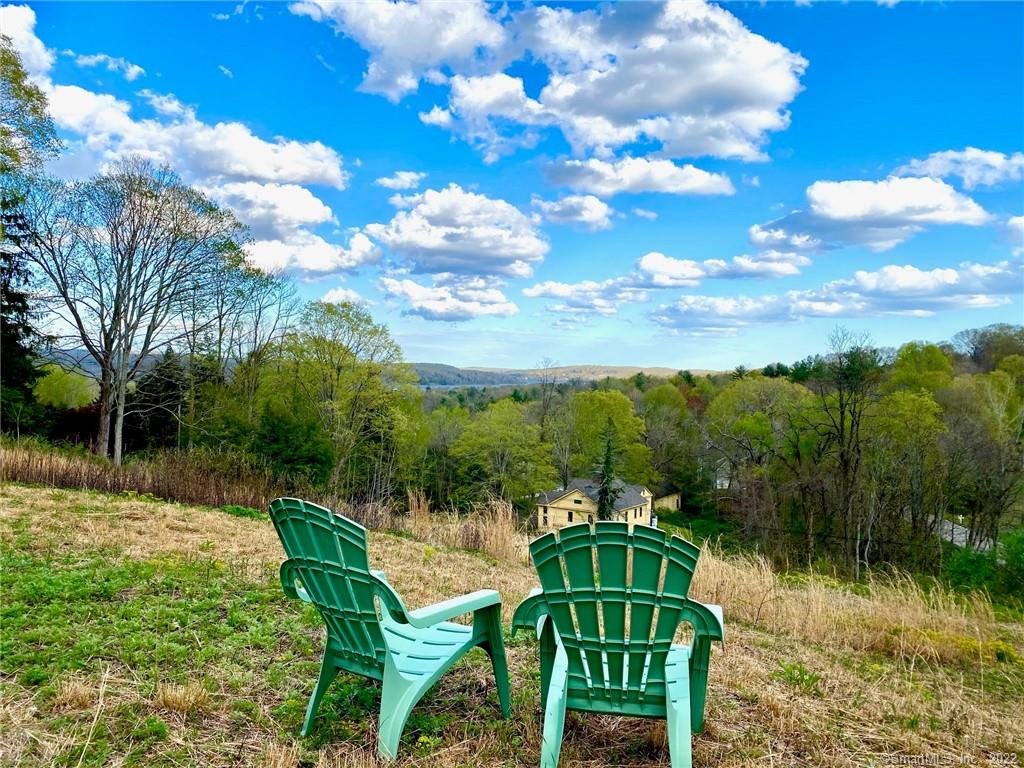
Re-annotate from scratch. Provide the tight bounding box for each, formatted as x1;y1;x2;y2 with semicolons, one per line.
269;497;510;761
511;521;724;768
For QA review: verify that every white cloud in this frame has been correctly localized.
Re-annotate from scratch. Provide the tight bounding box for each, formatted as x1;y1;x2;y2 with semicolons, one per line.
806;177;991;227
211;12;231;21
45;83;349;187
375;170;427;190
365;183;548;278
291;1;805;162
637;249;810;286
419;105;453;127
288;0;505;102
69;52;145;81
547;156;733;197
652;258;1023;333
322;286;373;305
0;5;54;77
218;64;234;79
636;252;706;288
523;277;647;316
532;194;613;230
247;231;380;274
137;89;189;117
202;181;336;240
418;1;805;163
632;208;658;221
1008;215;1024;256
895;147;1024;190
380;275;518;320
748;222;820;251
750;176;992;253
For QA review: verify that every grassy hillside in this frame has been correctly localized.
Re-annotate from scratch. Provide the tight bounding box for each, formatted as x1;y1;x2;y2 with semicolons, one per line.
1;483;1022;767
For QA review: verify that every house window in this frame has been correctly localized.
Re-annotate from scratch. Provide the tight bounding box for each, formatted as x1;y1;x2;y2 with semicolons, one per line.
573;498;583;505
568;510;573;523
588;514;594;524
542;506;548;526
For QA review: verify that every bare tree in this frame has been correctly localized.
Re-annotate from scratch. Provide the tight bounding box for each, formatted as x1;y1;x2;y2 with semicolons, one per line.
21;157;246;464
535;356;560;439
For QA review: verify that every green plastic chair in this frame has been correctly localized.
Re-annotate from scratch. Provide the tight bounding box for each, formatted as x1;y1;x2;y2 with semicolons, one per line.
511;521;724;768
269;497;510;761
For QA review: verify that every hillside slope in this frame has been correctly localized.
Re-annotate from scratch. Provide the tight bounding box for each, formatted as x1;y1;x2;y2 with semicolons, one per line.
1;483;1021;767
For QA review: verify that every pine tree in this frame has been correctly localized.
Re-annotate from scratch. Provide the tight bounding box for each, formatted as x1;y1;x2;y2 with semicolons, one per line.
596;416;622;521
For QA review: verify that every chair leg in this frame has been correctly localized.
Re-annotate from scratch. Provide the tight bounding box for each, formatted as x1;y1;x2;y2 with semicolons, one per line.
666;652;693;768
540;641;569;768
476;605;511;718
300;653;339;737
378;660;429;762
689;638;712;734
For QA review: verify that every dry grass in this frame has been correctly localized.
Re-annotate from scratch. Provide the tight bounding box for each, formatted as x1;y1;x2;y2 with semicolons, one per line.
407;491;530;564
2;482;1022;768
691;547;1006;666
152;681;210;713
51;676;96;711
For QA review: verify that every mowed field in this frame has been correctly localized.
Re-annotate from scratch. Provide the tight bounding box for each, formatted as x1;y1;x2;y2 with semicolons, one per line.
1;483;1022;768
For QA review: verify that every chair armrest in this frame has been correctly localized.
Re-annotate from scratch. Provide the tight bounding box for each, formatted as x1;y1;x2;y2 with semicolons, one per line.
405;589;502;629
681;599;725;644
510;587;546;637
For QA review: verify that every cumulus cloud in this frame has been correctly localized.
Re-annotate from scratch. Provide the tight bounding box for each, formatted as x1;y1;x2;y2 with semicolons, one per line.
247;231;380;274
523;247;811;317
202;181;336;240
380;275;518;320
1;5;54;77
322;286;373;305
288;0;505;102
652;258;1023;333
365;183;548;278
895;147;1024;190
67;51;145;81
547;156;733;197
750;176;992;253
532;194;613;230
291;0;805;163
523;277;648;316
375;170;427;190
637;249;810;285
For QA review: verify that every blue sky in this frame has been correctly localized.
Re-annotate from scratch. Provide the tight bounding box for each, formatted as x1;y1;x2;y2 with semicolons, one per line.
4;1;1022;369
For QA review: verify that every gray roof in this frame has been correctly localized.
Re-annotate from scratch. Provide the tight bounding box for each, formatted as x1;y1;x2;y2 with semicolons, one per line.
538;478;649;513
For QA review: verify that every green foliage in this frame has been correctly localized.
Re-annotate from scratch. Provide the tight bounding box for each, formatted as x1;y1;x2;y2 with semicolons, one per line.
773;660;824;697
570;390;655;486
221;504;266;520
254;400;335;485
452;399;554;500
595;417;622;520
33;364;99;410
1;33;61;172
886;342;953;394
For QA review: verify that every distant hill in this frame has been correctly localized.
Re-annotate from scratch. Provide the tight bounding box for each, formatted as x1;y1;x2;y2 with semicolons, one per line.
411;363;535;386
413;363;713;386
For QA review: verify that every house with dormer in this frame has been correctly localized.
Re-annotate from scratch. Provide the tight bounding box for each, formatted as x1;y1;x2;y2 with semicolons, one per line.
535;478;654;531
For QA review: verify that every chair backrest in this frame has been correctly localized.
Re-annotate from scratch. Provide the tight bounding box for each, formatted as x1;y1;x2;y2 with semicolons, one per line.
270;497;390;673
529;521;700;707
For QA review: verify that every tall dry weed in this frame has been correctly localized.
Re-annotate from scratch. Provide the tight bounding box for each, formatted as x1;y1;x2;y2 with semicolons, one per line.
405;491;528;564
692;541;999;664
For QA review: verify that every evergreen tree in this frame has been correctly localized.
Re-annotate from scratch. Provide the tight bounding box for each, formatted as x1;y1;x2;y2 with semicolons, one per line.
596;416;622;521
